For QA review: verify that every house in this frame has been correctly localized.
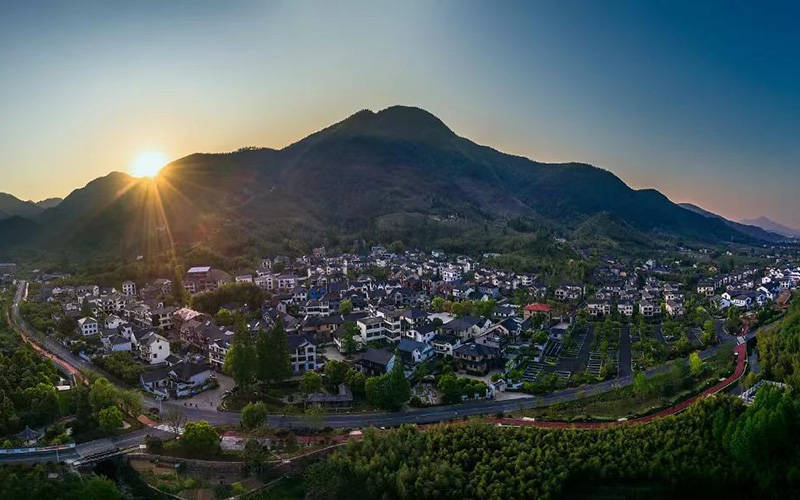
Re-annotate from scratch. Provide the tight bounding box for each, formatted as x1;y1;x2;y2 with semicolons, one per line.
355;348;396;376
555;283;583;301
151;306;176;330
135;331;171;364
397;339;434;365
306;383;353;409
287;334;318;373
523;303;551;320
441;316;491;341
121;280;137;297
78;316;99;336
586;300;612;317
103;335;132;352
140;366;172;398
639;301;655;317
617;301;634;317
431;334;462;357
183;266;231;294
170;361;213;397
665;300;684;317
356;317;386;343
453;342;502;374
208;338;231;370
406;323;437;343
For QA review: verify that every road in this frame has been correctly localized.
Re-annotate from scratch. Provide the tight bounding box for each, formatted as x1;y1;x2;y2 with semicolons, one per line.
5;281;765;447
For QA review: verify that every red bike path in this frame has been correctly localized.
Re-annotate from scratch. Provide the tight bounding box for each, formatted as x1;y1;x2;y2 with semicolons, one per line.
488;342;746;429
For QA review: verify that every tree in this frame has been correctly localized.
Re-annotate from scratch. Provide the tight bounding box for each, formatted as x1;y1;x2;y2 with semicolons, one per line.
345;369;366;399
256;320;291;385
88;378;117;413
701;319;716;345
98;405;124;431
632;371;652;398
215;308;235;326
79;476;124;500
366;360;410;410
241;401;268;429
338;322;359;355
430;297;445;313
181;421;220;456
225;320;256;388
300;371;323;394
325;360;349;388
339;299;353;315
163;408;187;436
689;351;704;376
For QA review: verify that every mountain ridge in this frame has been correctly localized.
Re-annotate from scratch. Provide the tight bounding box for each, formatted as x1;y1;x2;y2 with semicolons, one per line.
0;106;777;258
740;216;800;239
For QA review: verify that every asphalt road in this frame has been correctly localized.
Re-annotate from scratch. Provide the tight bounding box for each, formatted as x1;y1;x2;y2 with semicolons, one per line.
618;323;632;378
5;280;764;461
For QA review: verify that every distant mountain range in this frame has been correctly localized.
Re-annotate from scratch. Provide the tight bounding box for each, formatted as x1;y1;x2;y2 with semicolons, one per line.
740;216;800;239
678;203;786;242
0;106;786;259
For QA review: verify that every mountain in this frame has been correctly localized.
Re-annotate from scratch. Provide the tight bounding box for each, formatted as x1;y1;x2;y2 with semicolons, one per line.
679;203;786;242
0;106;777;260
0;193;43;219
36;198;63;210
740;216;800;239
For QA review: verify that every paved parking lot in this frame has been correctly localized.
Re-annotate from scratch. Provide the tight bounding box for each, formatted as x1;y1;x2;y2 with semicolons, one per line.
177;372;235;410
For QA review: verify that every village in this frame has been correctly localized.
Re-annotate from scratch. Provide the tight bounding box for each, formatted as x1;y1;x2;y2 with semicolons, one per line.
8;244;798;414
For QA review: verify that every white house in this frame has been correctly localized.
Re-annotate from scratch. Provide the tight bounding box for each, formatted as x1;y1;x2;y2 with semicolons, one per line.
78;317;99;336
122;280;137;297
134;331;171;364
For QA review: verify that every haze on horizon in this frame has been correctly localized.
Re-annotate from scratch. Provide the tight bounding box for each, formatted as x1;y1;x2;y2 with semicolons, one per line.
1;1;798;226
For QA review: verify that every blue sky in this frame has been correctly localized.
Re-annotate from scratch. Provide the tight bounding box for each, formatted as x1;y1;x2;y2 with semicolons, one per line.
1;1;798;225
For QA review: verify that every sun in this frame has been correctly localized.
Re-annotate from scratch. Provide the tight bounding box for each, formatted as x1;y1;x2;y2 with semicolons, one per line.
130;151;168;178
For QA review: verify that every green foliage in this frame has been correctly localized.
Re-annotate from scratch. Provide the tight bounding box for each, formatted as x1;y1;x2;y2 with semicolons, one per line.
97;405;124;430
191;282;266;315
93;352;143;385
225;322;257;388
0;466;123;500
300;371;323;394
241;401;268;430
338;299;353;315
437;374;487;404
759;304;800;390
718;386;800;490
306;397;775;499
689;351;704;376
255;320;291;385
324;360;349;388
365;360;410;410
181;421;220;456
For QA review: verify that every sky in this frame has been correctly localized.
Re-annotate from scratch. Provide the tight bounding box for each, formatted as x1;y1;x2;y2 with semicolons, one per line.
1;1;799;225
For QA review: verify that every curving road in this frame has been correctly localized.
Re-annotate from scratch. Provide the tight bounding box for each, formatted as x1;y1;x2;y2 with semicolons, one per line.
8;281;759;433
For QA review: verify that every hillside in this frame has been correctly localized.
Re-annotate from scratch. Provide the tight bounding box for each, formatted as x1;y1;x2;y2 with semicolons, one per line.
0;106;773;261
0;193;43;219
679;203;785;242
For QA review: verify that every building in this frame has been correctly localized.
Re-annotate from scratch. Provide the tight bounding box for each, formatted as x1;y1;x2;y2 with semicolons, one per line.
523;303;551;320
355;348;396;376
183;266;232;294
121;280;137;297
397;339;434;365
287;334;318;374
356;317;386;343
453;342;502;374
135;331;171;364
78;316;99;336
